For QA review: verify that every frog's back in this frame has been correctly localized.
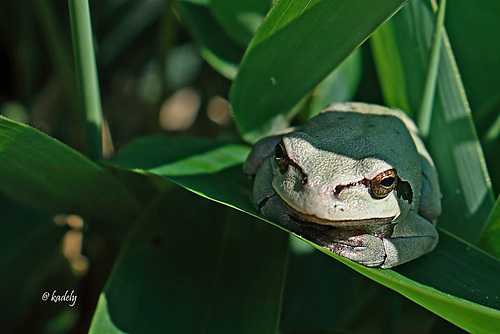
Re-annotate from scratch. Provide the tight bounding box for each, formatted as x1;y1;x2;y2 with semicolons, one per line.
305;103;417;164
321;102;419;133
300;103;422;197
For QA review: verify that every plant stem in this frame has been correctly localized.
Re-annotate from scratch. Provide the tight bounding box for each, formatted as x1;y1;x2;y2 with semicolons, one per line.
417;0;446;138
68;0;103;160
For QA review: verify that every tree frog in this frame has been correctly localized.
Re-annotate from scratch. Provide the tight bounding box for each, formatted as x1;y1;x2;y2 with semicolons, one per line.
244;103;441;268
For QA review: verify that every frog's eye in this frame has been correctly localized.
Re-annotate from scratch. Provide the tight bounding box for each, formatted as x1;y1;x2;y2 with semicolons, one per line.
274;140;290;173
369;169;397;199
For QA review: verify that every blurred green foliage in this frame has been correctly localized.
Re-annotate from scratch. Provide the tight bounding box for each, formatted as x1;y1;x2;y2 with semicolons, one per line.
0;0;498;333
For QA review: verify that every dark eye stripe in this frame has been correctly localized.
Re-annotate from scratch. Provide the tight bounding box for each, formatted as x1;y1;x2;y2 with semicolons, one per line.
395;177;413;204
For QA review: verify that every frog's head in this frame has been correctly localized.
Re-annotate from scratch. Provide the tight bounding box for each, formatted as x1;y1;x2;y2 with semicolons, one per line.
271;130;420;227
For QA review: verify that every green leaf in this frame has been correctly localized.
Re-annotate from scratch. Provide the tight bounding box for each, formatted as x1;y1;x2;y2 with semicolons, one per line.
0;196;71;331
307;49;362;118
68;0;104;161
445;0;500;121
107;136;253;212
370;0;495;244
210;0;270;47
107;136;500;332
174;0;245;79
416;0;446;138
89;189;288;333
444;0;500;199
0;116;140;235
281;244;375;332
230;0;408;141
282;241;450;333
342;230;500;334
480;195;500;257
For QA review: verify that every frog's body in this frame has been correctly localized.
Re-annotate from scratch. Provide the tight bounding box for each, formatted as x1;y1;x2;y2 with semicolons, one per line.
244;103;441;268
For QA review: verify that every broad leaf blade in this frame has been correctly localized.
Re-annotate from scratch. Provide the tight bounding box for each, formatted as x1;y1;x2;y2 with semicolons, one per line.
281;245;390;333
107;136;500;332
307;49;363;117
0;116;140;234
447;0;500;200
480;195;500;257
370;0;495;244
230;0;408;141
445;0;500;122
346;230;500;334
108;136;253;212
89;189;288;333
281;240;475;333
281;230;500;334
0;196;71;332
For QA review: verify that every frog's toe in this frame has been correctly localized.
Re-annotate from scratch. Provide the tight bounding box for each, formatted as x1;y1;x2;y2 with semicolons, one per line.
326;234;386;268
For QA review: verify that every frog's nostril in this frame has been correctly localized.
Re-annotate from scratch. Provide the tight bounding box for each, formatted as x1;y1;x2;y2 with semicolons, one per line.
334;185;344;196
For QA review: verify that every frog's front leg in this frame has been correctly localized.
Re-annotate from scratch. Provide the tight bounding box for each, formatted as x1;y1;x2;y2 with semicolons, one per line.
381;210;438;268
326;234;386;267
326;211;438;269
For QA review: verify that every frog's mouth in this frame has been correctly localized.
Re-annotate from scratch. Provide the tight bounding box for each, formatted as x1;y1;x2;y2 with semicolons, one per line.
278;196;397;229
288;208;396;239
293;209;396;227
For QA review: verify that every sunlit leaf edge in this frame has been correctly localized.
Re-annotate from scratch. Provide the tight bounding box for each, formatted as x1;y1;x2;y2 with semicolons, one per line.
175;178;500;333
0;116;140;231
370;0;495;245
105;160;500;325
479;195;500;256
105;129;500;332
230;0;408;139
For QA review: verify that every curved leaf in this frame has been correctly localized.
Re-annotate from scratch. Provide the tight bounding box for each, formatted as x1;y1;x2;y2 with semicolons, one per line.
445;0;500;207
0;196;71;331
445;0;500;121
307;49;362;117
230;0;408;141
89;189;288;333
480;195;500;256
107;136;500;332
0;116;140;235
370;0;495;244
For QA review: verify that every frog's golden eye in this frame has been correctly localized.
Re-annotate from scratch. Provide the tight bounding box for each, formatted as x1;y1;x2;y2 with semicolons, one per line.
274;140;290;173
370;169;397;199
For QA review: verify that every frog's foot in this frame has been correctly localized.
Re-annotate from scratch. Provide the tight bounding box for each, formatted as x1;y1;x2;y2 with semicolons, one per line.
326;234;386;268
326;211;438;269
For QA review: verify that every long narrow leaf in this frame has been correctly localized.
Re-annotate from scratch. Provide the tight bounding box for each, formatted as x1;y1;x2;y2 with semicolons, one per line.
0;117;140;235
106;136;500;332
370;0;495;244
68;0;103;160
417;0;446;137
0;197;70;332
480;195;500;256
89;189;288;333
231;0;408;141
